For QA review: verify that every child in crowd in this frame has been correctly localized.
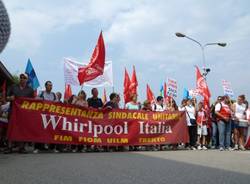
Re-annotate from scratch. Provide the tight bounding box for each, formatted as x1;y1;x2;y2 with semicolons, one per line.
196;102;208;150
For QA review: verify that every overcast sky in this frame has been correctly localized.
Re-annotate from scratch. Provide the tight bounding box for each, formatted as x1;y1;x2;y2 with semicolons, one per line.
1;0;250;104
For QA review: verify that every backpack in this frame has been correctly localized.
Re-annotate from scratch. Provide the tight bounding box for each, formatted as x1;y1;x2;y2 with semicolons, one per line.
39;91;56;101
211;102;222;122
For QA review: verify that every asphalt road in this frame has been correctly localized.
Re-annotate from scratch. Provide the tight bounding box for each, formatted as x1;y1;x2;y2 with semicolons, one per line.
0;150;250;184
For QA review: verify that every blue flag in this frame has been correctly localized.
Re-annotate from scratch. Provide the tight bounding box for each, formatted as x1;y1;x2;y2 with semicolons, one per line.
25;59;40;90
159;84;164;97
183;88;191;99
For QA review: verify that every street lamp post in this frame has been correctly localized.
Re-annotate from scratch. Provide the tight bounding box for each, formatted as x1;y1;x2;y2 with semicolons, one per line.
175;32;226;77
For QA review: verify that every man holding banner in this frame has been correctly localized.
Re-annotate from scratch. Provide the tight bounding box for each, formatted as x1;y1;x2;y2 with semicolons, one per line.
5;73;34;154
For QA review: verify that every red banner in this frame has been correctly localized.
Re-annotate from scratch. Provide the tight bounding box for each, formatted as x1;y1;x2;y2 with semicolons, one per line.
8;98;189;146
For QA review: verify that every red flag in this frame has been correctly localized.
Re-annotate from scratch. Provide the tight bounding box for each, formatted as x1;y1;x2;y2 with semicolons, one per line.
64;84;72;101
78;32;105;85
195;66;211;101
1;80;6;99
123;68;131;104
203;97;212;128
196;66;211;127
203;97;210;111
102;88;107;104
129;65;138;95
146;84;155;103
164;82;167;98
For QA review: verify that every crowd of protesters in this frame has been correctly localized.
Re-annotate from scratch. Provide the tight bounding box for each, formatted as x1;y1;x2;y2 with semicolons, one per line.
0;73;250;154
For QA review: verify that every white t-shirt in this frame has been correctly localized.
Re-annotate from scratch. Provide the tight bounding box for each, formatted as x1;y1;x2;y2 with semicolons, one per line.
185;105;196;126
37;91;56;101
234;102;247;120
185;105;196;119
215;102;222;112
152;103;165;112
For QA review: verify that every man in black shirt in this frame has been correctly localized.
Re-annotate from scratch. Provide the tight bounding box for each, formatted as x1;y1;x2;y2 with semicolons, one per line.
5;73;34;154
86;88;103;152
87;88;103;109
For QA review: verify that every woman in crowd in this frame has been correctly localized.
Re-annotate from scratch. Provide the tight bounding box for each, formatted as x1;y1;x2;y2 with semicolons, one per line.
166;98;178;111
215;96;233;151
71;90;88;152
125;94;140;110
142;100;152;111
177;99;188;150
142;100;157;151
56;92;63;103
185;99;197;150
66;95;77;104
178;99;187;111
125;94;140;151
165;98;179;150
232;95;248;150
72;90;88;108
